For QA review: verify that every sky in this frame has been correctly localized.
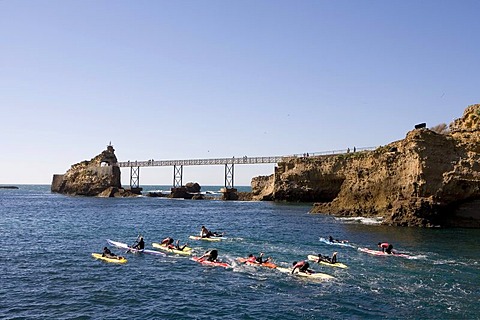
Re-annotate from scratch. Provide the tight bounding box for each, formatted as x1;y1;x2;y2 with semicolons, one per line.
1;0;479;187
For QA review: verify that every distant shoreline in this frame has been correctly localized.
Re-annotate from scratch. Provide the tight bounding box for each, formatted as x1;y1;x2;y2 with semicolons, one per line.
0;186;19;189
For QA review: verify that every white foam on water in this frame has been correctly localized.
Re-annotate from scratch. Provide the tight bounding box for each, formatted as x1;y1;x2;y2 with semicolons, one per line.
335;216;384;225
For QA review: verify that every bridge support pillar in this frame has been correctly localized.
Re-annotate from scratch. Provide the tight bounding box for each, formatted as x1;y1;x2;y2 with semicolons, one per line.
222;163;237;200
224;163;234;189
128;166;143;194
173;165;183;188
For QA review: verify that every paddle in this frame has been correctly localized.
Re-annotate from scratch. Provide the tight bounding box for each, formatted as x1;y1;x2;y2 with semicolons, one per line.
126;234;141;254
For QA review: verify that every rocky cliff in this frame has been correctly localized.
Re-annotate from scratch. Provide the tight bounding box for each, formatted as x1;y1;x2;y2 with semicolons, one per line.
251;104;480;227
51;145;135;197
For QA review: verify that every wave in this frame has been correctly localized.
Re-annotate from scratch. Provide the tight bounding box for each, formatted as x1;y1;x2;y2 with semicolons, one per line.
335;216;384;225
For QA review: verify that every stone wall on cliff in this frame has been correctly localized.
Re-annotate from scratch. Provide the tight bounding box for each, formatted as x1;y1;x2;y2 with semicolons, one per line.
51;145;126;197
251;104;480;227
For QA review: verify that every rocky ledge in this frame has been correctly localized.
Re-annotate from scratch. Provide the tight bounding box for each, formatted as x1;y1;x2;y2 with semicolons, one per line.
51;145;137;197
251;104;480;228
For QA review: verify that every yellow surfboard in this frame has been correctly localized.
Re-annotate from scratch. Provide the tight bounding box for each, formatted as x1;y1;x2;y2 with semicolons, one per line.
307;255;348;269
152;242;193;256
92;253;127;264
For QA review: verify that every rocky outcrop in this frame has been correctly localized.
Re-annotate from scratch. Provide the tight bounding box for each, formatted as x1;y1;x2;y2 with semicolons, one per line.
185;182;201;193
51;145;134;197
252;104;480;228
169;182;204;199
251;175;275;200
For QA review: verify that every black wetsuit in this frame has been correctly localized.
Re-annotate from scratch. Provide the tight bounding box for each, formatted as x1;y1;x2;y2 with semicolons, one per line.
386;244;393;254
300;261;310;272
207;250;218;262
103;248;116;257
133;239;145;250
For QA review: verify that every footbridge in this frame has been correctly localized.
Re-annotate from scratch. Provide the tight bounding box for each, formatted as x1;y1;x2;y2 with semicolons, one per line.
117;147;375;191
117;155;287;190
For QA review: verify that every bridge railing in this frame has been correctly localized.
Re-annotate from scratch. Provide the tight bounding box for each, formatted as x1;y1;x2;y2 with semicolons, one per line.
117;147;377;167
117;156;287;167
291;146;376;158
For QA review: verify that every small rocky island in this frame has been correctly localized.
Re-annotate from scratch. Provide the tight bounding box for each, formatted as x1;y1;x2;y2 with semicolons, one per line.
51;145;208;199
51;144;136;197
251;104;480;228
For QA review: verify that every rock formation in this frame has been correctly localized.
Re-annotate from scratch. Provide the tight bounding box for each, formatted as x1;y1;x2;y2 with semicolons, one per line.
51;145;135;197
251;104;480;228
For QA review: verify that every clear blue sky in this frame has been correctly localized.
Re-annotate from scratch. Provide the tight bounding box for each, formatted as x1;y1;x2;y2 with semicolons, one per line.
1;1;478;186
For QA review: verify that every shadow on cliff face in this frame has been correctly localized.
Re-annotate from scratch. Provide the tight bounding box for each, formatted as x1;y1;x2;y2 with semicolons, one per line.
442;199;480;228
274;177;345;203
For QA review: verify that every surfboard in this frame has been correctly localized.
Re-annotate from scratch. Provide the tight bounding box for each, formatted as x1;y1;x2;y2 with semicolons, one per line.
191;256;231;268
152;242;193;256
307;255;348;268
357;247;412;258
276;267;334;280
188;235;222;242
237;257;277;269
92;253;127;264
106;239;166;256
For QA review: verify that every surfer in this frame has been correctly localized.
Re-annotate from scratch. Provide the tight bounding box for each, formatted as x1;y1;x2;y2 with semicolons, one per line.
316;253;331;263
329;235;348;244
200;226;223;238
132;236;145;250
174;239;188;251
102;247;116;258
102;247;122;260
292;260;313;274
331;252;338;263
199;249;218;262
161;237;174;247
316;252;338;264
378;242;393;254
247;252;270;264
255;252;270;264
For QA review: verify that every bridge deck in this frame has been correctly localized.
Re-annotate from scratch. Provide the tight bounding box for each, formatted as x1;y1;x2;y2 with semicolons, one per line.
117;147;375;168
117;156;287;167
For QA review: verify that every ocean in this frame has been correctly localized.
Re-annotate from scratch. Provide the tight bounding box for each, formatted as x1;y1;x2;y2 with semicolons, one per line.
1;185;479;319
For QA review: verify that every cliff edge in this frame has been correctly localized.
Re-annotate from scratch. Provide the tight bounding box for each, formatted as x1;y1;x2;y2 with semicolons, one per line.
51;145;134;197
251;104;480;227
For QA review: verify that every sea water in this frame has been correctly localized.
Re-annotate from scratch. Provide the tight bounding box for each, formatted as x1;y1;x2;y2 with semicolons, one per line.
0;185;479;319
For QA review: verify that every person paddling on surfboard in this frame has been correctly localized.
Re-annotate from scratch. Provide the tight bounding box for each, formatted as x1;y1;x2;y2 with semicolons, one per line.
378;242;393;254
331;252;338;263
132;236;145;250
292;260;313;274
199;249;218;262
329;236;349;244
255;252;270;264
102;247;123;260
174;240;188;251
161;237;175;248
316;253;331;263
200;226;224;238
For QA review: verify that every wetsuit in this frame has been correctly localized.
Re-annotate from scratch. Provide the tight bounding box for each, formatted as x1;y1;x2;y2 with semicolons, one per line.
161;237;174;248
379;242;393;254
133;238;145;250
201;227;211;238
103;247;116;258
255;256;265;263
331;253;337;264
292;261;310;273
317;254;330;263
207;250;218;262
